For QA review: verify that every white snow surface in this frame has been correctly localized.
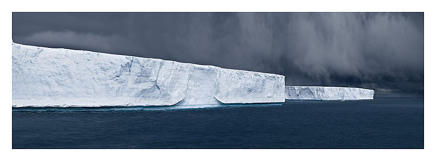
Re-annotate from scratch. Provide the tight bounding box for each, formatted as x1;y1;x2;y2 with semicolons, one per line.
12;43;285;107
285;86;374;100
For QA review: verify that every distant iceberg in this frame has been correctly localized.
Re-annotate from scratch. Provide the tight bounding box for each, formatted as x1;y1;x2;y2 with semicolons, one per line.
12;43;285;107
285;86;374;100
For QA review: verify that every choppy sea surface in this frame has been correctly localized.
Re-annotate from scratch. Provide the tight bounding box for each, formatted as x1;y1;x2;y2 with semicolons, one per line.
12;97;424;149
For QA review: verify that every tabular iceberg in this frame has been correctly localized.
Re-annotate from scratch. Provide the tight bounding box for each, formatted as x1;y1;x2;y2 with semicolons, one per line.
285;86;374;100
12;43;285;107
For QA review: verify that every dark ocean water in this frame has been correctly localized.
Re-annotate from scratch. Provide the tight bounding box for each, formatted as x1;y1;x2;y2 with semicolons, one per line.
12;97;424;149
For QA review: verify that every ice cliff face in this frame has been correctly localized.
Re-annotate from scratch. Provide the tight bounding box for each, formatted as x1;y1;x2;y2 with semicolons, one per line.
12;43;285;107
285;86;374;100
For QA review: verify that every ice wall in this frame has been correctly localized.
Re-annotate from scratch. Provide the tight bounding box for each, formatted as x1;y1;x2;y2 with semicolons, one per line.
12;43;285;107
285;86;374;100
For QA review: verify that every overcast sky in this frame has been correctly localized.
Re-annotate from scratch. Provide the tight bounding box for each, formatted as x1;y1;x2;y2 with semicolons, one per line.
12;12;424;95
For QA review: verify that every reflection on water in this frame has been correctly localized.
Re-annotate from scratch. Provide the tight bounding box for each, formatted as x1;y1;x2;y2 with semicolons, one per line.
12;97;423;149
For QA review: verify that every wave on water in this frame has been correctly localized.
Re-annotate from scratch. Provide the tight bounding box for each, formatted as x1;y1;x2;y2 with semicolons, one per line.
12;103;284;112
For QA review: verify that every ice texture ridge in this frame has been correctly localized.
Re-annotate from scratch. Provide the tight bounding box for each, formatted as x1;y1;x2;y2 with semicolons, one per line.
285;86;374;100
12;43;285;107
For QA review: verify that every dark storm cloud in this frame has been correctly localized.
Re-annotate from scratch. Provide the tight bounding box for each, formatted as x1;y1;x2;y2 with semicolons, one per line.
12;12;424;95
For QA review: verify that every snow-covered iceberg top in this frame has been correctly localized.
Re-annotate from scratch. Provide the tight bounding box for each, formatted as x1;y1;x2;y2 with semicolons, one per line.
285;86;374;100
12;43;285;107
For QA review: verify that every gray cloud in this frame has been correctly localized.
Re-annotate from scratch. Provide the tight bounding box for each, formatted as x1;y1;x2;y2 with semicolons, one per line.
18;31;122;52
12;12;424;95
